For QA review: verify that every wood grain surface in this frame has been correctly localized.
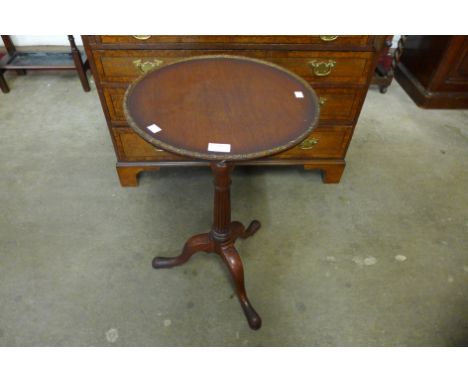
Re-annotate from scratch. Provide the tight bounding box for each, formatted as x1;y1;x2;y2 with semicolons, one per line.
124;56;320;160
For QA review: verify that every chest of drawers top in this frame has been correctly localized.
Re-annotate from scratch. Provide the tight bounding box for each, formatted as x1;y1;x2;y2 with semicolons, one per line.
85;35;381;52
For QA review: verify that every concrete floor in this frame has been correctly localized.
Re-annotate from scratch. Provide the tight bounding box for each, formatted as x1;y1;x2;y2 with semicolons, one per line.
0;71;467;346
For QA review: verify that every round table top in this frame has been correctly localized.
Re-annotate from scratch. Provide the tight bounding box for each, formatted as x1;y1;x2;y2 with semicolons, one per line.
124;55;320;161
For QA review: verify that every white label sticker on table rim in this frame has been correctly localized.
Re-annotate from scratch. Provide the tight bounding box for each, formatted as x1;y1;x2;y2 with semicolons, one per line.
294;91;304;98
208;143;231;153
146;124;162;133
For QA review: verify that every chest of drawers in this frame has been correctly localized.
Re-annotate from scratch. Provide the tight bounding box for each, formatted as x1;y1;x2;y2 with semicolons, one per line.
82;35;385;186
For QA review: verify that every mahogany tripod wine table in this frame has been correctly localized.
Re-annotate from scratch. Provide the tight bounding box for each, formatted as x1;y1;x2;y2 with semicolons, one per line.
124;56;320;330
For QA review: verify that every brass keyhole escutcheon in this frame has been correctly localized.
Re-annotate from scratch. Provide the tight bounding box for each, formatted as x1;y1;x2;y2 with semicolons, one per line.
319;96;328;106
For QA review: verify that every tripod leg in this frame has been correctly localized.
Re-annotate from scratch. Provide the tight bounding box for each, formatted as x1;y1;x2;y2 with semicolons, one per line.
152;233;213;269
218;244;261;330
230;220;261;240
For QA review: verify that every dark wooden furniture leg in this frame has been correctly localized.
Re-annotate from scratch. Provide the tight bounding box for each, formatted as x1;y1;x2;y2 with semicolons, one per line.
152;161;262;330
68;35;90;92
1;36;14;92
0;69;9;93
2;35;26;75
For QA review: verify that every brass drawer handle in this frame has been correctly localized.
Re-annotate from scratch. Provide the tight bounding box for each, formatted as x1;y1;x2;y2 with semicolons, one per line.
299;137;319;150
132;35;151;40
309;59;336;77
133;59;164;74
319;96;327;105
320;35;338;42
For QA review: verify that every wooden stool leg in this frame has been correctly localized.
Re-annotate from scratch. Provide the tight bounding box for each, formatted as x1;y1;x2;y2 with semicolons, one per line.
68;35;90;92
1;36;25;77
217;244;262;330
0;70;9;93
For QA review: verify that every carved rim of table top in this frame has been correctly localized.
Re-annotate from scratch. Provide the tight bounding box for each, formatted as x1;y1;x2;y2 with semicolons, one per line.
123;54;320;161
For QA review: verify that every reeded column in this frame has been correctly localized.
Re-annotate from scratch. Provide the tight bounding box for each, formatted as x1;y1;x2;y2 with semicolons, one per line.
210;162;233;242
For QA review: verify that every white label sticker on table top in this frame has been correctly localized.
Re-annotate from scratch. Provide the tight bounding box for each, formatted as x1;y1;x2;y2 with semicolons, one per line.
208;143;231;153
146;124;162;133
294;91;304;98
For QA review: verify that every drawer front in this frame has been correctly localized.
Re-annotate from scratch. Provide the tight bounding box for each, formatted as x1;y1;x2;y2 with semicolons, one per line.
98;35;371;48
314;87;364;124
103;86;364;126
272;126;352;159
94;50;186;83
273;52;373;85
93;50;374;85
114;126;352;162
103;87;126;123
113;128;187;161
